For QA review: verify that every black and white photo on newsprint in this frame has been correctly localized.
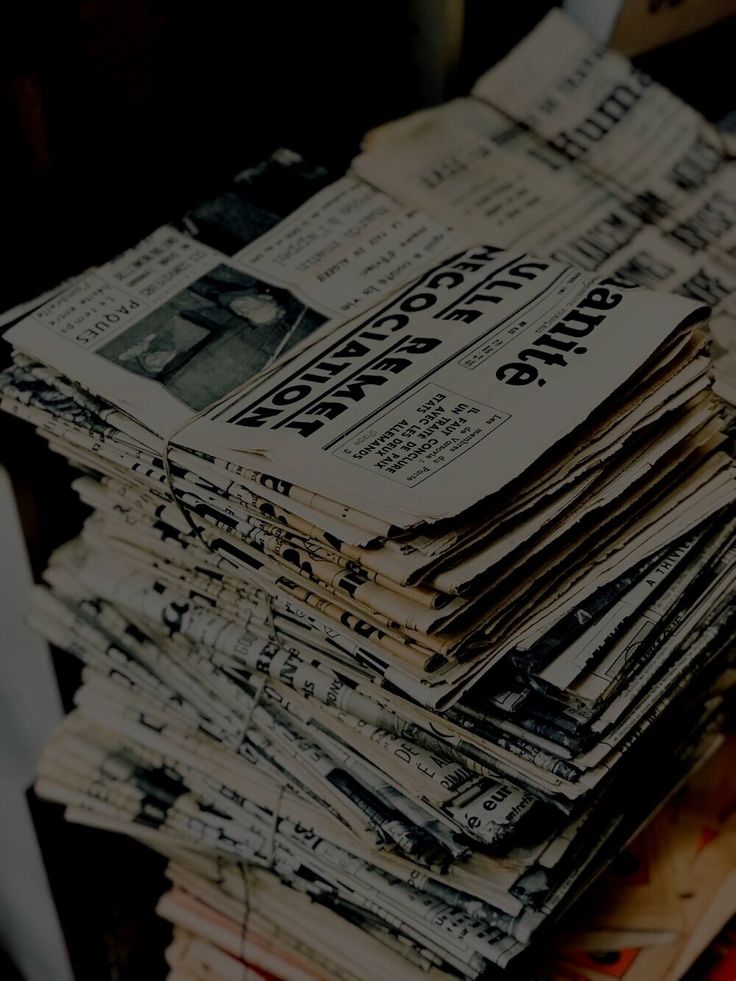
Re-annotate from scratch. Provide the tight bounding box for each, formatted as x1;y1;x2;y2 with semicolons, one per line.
98;264;327;411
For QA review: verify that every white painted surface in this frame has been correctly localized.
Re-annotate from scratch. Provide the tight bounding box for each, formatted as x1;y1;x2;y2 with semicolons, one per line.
564;0;623;41
0;465;72;980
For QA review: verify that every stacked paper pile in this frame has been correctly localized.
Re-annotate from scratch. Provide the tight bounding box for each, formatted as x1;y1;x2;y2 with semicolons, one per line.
155;735;736;980
2;13;736;979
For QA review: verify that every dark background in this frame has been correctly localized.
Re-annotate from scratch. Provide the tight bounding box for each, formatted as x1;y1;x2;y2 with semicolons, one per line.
3;2;736;977
3;0;735;317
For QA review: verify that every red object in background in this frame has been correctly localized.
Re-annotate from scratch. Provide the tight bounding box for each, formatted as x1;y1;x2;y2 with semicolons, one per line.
564;948;640;979
705;948;736;981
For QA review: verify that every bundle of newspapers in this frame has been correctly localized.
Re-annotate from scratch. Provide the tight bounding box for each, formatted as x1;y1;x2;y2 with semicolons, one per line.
3;10;736;978
158;734;736;980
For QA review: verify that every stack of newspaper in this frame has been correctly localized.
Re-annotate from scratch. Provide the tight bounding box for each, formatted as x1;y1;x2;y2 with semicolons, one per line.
155;734;736;980
2;11;736;978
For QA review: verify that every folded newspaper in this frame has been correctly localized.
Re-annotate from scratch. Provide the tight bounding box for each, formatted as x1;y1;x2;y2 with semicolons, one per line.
3;12;736;979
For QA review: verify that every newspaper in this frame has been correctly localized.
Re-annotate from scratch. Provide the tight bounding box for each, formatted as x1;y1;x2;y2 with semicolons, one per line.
19;358;736;979
3;22;736;979
350;14;736;409
2;322;731;723
472;9;728;219
5;173;457;437
185;255;706;525
355;98;643;270
30;540;732;970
